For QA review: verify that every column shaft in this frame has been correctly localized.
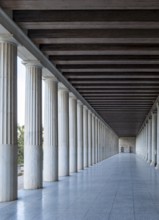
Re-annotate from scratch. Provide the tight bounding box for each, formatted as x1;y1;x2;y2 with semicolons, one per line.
83;106;88;168
24;62;42;189
77;101;83;170
69;94;77;173
156;104;159;169
88;111;92;166
151;112;157;166
148;118;152;164
43;78;58;181
58;86;69;176
146;122;148;161
95;118;98;163
91;115;95;164
0;41;17;201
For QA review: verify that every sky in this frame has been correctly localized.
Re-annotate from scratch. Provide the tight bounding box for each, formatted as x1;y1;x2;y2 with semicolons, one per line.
17;57;44;126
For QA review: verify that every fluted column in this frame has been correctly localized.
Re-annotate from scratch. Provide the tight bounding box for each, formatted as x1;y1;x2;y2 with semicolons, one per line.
88;110;92;166
43;77;58;182
97;119;100;162
145;122;148;161
147;117;152;164
95;117;98;163
77;100;83;170
58;83;69;176
83;106;88;168
69;93;77;173
24;61;42;189
0;37;17;202
151;111;157;166
91;114;95;164
156;103;159;169
143;125;147;160
99;120;101;162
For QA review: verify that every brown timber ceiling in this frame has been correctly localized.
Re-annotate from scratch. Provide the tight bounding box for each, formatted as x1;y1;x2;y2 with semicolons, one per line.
1;1;159;136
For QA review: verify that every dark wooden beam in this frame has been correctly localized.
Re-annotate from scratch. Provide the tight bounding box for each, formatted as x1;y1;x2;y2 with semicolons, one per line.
1;1;159;10
13;10;159;22
50;55;159;61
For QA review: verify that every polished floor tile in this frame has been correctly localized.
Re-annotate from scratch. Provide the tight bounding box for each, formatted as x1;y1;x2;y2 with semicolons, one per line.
1;153;159;220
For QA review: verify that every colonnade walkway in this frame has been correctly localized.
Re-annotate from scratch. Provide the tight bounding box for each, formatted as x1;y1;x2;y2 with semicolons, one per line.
1;153;159;220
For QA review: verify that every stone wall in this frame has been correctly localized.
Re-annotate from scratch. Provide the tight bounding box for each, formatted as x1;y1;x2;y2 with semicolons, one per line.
119;137;136;153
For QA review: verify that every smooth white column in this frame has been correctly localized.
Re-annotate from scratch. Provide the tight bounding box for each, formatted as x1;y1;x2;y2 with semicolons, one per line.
91;114;95;164
0;39;17;202
156;103;159;169
24;61;43;189
77;100;83;170
88;110;92;166
83;106;88;168
151;111;157;166
43;77;58;181
58;84;69;176
69;93;77;173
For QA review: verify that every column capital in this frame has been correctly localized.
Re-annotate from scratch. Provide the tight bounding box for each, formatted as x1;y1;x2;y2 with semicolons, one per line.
0;33;18;46
77;100;83;105
23;59;42;68
58;82;69;92
88;109;92;114
83;105;88;110
92;113;95;118
152;109;157;114
69;92;77;100
43;68;57;82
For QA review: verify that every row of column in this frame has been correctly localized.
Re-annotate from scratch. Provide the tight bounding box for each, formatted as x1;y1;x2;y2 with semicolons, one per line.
0;39;118;202
136;106;159;168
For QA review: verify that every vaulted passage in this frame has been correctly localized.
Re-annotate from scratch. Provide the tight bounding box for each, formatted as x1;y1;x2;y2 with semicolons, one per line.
1;154;159;220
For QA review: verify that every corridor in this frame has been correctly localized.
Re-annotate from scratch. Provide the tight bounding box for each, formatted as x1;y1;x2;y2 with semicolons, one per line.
1;154;159;220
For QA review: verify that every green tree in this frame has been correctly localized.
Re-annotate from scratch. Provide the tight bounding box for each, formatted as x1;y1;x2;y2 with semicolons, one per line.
17;125;24;164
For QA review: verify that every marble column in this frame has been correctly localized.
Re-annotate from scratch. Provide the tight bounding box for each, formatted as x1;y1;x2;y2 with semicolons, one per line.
156;103;159;169
95;117;98;163
143;125;147;160
0;37;17;202
98;121;101;162
83;106;88;168
151;111;157;166
88;110;92;166
24;60;43;189
69;93;77;173
77;100;83;170
145;122;148;161
58;83;69;176
97;119;100;162
94;117;97;164
147;117;152;164
43;77;58;182
91;114;95;164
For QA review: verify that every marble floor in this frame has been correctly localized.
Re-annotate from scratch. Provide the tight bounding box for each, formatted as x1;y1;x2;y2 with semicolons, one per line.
1;153;159;220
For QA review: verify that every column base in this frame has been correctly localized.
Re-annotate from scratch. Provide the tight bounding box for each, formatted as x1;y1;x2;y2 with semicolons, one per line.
150;161;155;166
155;164;159;170
24;145;43;190
0;144;17;202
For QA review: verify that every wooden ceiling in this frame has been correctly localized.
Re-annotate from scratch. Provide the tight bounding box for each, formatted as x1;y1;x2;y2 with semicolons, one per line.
1;0;159;136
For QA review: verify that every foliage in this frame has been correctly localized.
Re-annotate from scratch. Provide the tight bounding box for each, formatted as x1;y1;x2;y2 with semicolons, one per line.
17;125;24;164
